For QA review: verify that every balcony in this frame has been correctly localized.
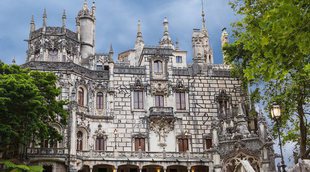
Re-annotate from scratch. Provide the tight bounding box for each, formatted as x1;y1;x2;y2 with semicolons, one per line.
76;150;213;162
26;148;69;158
149;107;174;117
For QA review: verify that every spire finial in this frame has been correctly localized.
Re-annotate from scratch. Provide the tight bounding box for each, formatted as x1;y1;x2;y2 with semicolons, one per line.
12;57;16;64
62;10;66;28
135;20;144;44
201;0;206;30
109;44;114;54
175;39;179;50
91;1;96;16
163;17;169;36
83;0;88;11
30;15;35;32
43;8;47;27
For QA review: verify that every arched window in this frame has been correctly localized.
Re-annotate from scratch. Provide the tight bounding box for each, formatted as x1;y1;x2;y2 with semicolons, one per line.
78;87;84;106
95;136;105;151
96;92;104;109
77;131;83;151
154;60;163;73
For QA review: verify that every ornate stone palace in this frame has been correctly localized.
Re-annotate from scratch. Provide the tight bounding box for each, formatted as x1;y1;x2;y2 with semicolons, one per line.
22;1;276;172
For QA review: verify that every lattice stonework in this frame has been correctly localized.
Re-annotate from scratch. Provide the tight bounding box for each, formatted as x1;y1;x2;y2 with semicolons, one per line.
223;152;260;172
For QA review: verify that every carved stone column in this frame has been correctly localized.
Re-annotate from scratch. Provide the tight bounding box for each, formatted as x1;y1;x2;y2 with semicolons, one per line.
69;101;78;172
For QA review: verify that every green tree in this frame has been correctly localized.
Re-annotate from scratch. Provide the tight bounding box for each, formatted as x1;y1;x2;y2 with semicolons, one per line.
225;0;310;159
0;61;68;159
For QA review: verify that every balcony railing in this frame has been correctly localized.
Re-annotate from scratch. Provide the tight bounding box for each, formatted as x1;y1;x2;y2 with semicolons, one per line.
26;148;69;157
76;150;213;161
149;107;174;116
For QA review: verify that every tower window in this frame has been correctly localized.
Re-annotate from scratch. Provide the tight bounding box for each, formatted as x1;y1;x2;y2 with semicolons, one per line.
154;60;163;73
78;87;84;106
176;92;186;110
77;131;83;151
134;138;145;151
155;95;164;107
95;137;105;151
176;56;182;63
178;138;189;152
205;138;212;149
96;92;104;109
133;90;144;109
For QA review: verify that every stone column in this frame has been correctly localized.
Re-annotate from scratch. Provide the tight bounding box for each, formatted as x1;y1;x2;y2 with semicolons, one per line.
69;101;78;172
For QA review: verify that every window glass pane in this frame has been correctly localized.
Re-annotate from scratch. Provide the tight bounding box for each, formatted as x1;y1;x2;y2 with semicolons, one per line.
155;95;164;107
154;60;163;73
176;56;182;63
97;92;104;109
134;91;144;109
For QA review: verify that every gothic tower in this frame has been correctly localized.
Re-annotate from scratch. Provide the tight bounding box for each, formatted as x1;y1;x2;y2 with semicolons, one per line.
76;0;96;63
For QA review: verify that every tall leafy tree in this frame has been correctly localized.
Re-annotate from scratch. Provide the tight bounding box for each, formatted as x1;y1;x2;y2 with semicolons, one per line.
0;61;68;159
225;0;310;159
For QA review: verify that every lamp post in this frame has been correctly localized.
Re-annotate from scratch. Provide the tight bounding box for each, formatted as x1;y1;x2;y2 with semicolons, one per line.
114;129;118;150
270;103;286;172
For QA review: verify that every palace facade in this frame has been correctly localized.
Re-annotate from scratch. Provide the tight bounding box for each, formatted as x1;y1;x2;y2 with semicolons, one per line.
23;1;275;172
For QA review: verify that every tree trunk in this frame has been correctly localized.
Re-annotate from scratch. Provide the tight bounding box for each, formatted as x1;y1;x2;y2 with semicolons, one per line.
297;92;307;159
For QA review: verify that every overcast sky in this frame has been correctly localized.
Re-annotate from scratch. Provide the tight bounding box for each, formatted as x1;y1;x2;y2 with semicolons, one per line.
0;0;295;168
0;0;238;65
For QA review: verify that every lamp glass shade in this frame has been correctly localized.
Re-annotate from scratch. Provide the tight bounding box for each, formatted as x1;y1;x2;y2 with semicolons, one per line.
271;104;281;119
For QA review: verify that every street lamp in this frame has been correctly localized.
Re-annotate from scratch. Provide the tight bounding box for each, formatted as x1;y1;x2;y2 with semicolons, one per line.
270;103;286;172
114;129;118;150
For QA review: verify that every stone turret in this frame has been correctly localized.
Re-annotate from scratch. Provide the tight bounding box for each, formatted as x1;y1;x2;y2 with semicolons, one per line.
192;4;213;65
159;17;174;48
221;28;229;64
135;20;144;49
76;0;96;62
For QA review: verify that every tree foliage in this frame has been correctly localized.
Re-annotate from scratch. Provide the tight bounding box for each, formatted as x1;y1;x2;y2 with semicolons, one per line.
225;0;310;159
0;61;68;159
0;160;43;172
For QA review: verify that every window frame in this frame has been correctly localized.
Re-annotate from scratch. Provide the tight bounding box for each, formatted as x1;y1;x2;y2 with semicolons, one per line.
95;136;105;151
134;137;146;151
133;90;144;109
77;131;83;151
178;138;189;152
96;92;104;110
155;95;164;107
78;87;84;106
176;92;186;110
176;56;182;63
154;60;163;73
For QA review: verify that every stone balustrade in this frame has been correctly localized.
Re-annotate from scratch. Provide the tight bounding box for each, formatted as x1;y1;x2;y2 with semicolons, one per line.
149;107;174;116
26;148;69;157
76;150;213;161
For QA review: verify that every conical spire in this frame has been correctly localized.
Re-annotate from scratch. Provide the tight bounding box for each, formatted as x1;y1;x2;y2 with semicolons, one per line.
30;15;35;32
109;44;114;62
91;1;96;16
83;0;88;11
160;17;173;47
43;8;47;27
201;0;206;31
135;20;144;45
12;57;16;64
62;10;67;28
109;44;114;54
163;17;169;36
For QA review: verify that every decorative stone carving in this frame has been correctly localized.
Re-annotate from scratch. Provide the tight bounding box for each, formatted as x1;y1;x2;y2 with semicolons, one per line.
150;81;169;95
